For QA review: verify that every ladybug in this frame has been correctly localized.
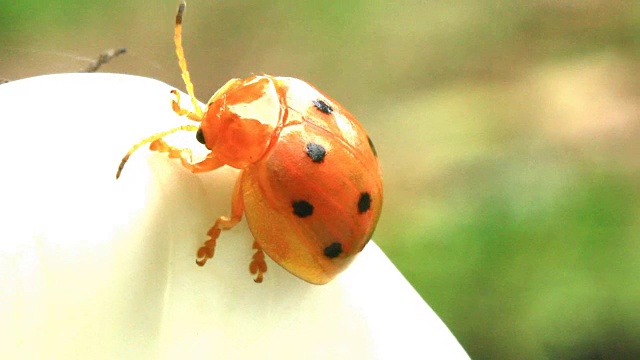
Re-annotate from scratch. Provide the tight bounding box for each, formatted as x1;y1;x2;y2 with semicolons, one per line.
116;0;382;285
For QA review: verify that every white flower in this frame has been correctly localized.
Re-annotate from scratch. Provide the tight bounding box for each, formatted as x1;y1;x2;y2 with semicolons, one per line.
0;73;469;359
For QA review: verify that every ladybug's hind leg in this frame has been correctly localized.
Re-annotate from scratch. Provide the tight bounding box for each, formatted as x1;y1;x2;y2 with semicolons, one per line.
249;240;267;283
196;174;244;267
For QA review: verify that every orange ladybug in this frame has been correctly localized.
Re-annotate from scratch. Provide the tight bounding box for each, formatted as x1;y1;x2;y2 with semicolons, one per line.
116;1;382;285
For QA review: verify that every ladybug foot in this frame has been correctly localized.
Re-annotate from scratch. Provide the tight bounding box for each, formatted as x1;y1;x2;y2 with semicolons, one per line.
170;89;203;121
249;241;267;283
149;139;193;162
196;239;217;266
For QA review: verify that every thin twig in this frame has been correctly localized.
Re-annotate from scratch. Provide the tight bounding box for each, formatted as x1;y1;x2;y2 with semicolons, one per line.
83;47;127;73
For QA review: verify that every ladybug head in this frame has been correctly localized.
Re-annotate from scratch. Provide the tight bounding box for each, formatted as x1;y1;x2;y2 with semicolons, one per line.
198;76;282;169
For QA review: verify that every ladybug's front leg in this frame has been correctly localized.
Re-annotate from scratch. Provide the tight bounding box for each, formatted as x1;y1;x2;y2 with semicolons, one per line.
170;89;204;122
149;139;224;173
196;174;244;267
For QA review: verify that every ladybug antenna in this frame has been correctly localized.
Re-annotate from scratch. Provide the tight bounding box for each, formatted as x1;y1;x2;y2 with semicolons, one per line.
174;0;203;118
116;124;199;179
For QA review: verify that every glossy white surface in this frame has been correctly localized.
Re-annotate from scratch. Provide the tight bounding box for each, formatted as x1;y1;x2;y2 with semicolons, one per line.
0;74;469;359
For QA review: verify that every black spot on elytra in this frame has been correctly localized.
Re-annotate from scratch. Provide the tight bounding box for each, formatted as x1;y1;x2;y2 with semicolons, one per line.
196;128;205;144
305;143;326;163
367;136;377;157
292;200;314;218
358;192;371;213
324;242;342;258
313;99;333;114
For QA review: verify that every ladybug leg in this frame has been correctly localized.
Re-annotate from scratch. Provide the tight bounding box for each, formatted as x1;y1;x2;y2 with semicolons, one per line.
196;174;244;266
116;124;199;179
170;90;203;122
149;138;225;173
249;240;267;283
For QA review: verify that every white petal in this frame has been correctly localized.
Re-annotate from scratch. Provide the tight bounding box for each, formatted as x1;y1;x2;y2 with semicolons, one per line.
0;73;469;359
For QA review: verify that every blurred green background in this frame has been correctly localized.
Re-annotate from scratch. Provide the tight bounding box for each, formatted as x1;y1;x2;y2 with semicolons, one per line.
2;1;639;358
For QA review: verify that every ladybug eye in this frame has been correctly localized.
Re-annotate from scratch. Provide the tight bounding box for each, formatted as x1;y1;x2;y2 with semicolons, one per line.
358;192;371;213
196;128;206;144
312;99;333;114
324;242;343;258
